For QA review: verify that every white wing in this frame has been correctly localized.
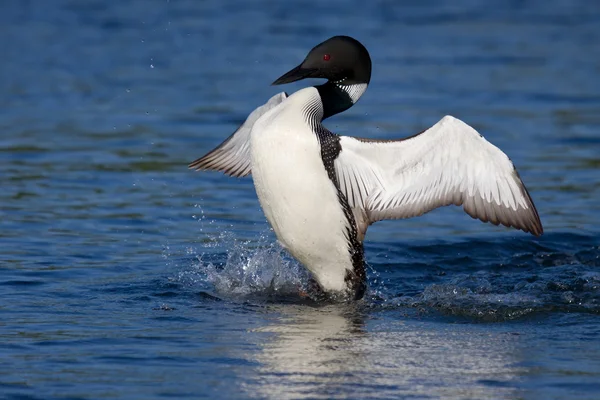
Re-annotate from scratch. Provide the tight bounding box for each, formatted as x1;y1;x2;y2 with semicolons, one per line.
189;92;287;177
334;115;543;236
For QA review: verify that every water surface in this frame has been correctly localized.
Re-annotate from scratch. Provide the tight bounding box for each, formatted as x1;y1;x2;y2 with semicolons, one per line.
1;1;600;399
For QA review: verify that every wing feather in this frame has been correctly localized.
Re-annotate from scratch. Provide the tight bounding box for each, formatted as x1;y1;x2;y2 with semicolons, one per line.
189;92;287;177
334;115;543;236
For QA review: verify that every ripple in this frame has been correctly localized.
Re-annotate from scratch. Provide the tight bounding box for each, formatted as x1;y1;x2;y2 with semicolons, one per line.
2;1;600;398
173;228;600;321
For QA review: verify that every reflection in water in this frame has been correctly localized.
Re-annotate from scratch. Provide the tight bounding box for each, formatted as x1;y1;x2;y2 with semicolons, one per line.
247;305;526;399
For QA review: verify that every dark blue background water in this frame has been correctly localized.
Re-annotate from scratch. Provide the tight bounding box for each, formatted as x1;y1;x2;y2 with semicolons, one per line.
1;1;599;399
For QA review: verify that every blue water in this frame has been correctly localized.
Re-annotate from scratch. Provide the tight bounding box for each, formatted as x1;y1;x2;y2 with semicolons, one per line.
1;0;600;399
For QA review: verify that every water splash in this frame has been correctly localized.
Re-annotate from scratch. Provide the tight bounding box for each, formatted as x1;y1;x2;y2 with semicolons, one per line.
193;239;309;301
176;209;310;301
175;210;600;320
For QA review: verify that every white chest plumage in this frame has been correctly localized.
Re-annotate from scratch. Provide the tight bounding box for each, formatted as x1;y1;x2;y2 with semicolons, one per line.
249;88;354;293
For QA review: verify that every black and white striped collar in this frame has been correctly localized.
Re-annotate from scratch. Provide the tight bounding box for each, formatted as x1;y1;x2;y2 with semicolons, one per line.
315;81;368;120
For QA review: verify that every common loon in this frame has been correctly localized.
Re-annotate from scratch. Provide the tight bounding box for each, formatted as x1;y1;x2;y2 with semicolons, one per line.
189;35;543;300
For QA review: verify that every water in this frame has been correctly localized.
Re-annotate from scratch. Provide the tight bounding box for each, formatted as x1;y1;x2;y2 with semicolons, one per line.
1;0;599;398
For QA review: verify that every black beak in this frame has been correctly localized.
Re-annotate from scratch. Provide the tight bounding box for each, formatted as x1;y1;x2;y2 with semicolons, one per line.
272;64;318;85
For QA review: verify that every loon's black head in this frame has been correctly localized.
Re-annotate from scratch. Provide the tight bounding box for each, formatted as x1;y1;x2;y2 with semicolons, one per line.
272;36;372;86
273;36;371;119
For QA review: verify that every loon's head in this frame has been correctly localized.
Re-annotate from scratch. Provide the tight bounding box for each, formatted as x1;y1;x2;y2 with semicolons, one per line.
273;36;371;86
273;36;372;118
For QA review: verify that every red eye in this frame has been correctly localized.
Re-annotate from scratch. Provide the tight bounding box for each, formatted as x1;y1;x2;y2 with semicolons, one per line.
323;54;331;61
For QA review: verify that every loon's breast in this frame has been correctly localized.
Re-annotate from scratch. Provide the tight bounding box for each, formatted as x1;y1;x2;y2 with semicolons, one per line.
249;87;361;295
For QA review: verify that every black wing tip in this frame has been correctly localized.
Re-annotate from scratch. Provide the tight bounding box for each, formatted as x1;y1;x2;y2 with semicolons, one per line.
485;217;543;237
504;207;543;237
188;157;207;171
463;196;544;237
187;158;249;178
511;169;543;236
509;210;543;237
520;196;543;237
527;218;544;237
